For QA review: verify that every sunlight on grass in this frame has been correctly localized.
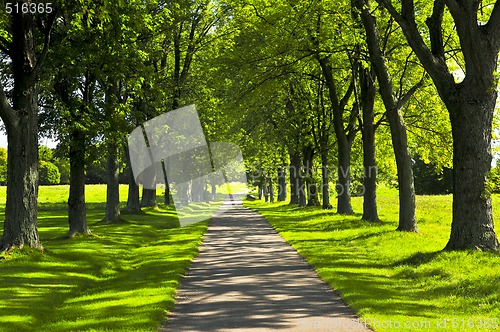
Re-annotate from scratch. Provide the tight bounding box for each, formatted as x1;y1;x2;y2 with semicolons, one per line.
245;186;500;332
0;185;207;332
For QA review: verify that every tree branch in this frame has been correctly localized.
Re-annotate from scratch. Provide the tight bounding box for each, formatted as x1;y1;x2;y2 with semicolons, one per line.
397;77;425;109
34;8;58;77
376;0;454;95
486;0;500;50
339;79;354;111
426;0;445;61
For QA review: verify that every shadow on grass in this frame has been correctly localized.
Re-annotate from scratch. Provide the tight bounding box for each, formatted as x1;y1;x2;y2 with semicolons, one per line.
392;251;442;267
0;200;208;332
244;199;500;331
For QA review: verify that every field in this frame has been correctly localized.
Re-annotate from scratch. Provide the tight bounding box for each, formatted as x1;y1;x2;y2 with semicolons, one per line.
1;185;500;332
0;185;208;332
245;186;500;331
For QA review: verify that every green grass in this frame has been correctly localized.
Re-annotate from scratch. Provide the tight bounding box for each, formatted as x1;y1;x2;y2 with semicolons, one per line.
0;185;208;332
245;186;500;332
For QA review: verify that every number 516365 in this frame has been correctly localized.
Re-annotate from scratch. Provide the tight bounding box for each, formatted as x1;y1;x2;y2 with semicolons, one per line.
5;2;53;14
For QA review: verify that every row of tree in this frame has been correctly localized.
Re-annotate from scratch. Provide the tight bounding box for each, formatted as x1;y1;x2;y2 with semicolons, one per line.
0;0;499;252
0;0;224;248
217;0;500;251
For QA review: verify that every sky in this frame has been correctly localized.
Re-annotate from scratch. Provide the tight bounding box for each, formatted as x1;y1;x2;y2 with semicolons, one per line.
0;132;58;149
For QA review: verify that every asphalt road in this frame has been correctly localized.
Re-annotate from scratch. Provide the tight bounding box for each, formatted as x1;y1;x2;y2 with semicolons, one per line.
162;201;370;331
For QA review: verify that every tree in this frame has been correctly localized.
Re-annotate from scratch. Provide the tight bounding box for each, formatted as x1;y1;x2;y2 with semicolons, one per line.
352;0;423;231
377;0;500;251
38;146;60;185
42;5;102;237
0;7;57;251
316;54;358;214
53;155;70;185
358;65;380;222
39;161;60;185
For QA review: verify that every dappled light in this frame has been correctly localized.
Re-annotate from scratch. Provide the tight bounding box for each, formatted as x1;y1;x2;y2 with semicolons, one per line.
244;188;500;331
0;186;207;332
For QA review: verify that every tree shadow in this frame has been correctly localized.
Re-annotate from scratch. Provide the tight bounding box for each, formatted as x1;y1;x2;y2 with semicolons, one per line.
391;251;442;267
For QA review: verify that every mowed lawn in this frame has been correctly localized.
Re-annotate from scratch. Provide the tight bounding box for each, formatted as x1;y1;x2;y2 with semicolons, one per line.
0;185;208;332
245;187;500;332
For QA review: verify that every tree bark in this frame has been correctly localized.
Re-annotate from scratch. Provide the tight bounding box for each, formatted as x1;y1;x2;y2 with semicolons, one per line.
445;85;499;250
387;107;417;231
104;141;121;222
1;116;41;250
258;172;264;200
141;163;157;207
277;168;287;201
303;146;320;206
68;128;90;236
161;160;171;205
124;145;141;213
360;67;380;222
268;178;275;203
141;185;157;207
263;176;269;202
298;167;307;207
337;139;354;214
321;150;332;209
289;152;301;205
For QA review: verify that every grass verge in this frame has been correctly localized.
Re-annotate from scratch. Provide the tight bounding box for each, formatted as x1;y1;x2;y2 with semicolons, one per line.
0;185;207;332
244;186;500;332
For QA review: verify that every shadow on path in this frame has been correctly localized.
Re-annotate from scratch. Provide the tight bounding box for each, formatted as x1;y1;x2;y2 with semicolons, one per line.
161;202;370;331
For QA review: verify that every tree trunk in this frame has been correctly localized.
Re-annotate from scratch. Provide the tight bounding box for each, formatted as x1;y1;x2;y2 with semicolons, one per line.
160;160;171;205
277;167;287;201
141;187;157;207
124;145;141;213
54;72;93;235
445;86;499;251
211;183;217;200
164;183;171;205
191;177;204;202
321;150;332;209
360;67;380;222
298;169;307;207
303;146;320;206
355;2;417;231
387;108;417;231
337;140;354;214
317;56;356;215
268;178;275;203
289;152;301;205
68;128;90;236
263;176;269;202
1;119;41;250
104;141;120;222
0;12;43;251
141;165;157;207
258;173;264;200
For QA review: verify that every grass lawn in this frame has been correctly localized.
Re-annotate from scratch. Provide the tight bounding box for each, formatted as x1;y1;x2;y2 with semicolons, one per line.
0;185;208;332
245;186;500;332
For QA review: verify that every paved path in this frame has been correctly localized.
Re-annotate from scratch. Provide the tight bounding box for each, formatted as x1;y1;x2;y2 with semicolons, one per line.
162;202;370;331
